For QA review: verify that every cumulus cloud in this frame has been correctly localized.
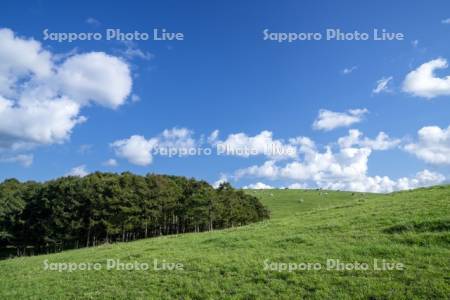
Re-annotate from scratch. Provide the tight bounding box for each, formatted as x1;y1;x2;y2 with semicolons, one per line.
111;126;442;192
236;146;373;183
112;128;305;166
321;169;445;193
111;128;197;166
66;165;89;177
0;28;133;152
242;182;274;189
403;58;450;98
231;130;443;193
103;158;118;167
338;129;401;151
408;169;446;187
112;135;158;166
0;154;33;167
234;157;444;193
287;183;308;189
119;127;420;193
235;160;281;180
312;108;368;131
404;125;450;164
211;130;297;160
373;76;393;94
158;128;196;152
0;29;52;97
0;96;85;149
57;52;132;109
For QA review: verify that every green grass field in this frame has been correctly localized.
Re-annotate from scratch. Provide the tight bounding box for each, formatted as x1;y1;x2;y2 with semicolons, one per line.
0;186;449;299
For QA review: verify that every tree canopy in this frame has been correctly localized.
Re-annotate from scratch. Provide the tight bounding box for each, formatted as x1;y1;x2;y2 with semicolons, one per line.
0;172;269;257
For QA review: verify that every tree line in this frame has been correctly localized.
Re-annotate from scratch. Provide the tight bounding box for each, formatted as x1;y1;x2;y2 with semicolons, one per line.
0;172;269;257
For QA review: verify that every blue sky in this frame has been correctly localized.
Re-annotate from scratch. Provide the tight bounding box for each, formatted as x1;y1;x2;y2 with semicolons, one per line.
1;0;450;192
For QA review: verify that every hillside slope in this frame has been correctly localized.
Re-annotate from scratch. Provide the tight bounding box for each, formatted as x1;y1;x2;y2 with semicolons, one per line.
0;187;449;299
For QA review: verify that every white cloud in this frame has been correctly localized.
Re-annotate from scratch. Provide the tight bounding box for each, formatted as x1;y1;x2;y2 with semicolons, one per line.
404;125;450;164
312;108;368;131
0;29;52;97
441;18;450;24
66;165;89;177
0;96;85;149
111;128;197;166
159;128;196;152
111;128;312;166
342;66;357;75
287;183;308;189
112;135;158;166
57;52;132;109
373;76;393;94
0;28;133;152
338;129;401;151
288;136;316;152
212;130;297;159
235;160;281;180
243;182;274;189
409;169;446;187
122;47;153;61
403;58;450;98
207;129;220;144
235;147;370;183
0;154;33;167
321;169;445;193
287;147;372;182
231;130;442;193
118;40;153;61
111;126;444;192
103;158;118;167
234;156;445;193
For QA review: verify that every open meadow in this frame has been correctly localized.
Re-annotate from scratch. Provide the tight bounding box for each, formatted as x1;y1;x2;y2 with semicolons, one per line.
0;186;449;299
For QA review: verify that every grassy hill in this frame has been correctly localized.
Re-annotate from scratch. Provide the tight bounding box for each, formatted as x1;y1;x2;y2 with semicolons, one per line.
0;186;449;299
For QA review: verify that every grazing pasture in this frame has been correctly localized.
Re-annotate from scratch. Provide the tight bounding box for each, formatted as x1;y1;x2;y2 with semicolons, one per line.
0;186;449;299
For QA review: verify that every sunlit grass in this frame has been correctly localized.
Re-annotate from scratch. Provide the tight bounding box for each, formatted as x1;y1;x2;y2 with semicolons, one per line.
0;186;449;299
